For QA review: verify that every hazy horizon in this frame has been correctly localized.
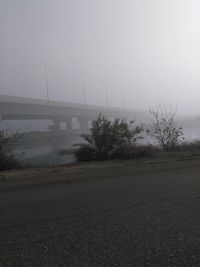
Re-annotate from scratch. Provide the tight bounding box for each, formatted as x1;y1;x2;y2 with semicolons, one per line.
1;0;200;115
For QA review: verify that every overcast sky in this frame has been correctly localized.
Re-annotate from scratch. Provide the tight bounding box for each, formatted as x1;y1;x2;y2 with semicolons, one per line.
1;0;200;114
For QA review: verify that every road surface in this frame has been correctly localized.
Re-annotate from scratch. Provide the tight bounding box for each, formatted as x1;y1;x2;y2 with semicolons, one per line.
1;159;200;266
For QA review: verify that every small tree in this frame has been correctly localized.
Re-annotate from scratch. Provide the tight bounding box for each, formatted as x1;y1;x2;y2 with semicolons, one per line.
147;106;184;152
73;113;144;161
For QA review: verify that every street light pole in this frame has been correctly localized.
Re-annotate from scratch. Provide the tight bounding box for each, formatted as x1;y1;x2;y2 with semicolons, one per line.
41;60;50;102
123;93;126;109
80;73;86;105
102;80;109;109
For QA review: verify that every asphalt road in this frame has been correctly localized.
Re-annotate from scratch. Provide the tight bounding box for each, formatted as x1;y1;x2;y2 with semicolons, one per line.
1;160;200;266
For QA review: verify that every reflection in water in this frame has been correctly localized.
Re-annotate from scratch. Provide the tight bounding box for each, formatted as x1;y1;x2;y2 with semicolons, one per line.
16;147;75;166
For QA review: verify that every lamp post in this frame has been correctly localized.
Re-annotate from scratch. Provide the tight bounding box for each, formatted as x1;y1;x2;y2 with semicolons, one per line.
102;80;109;109
40;60;50;102
80;73;86;105
123;93;127;109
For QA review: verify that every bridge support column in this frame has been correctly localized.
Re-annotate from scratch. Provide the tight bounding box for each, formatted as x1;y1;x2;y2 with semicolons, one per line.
66;117;72;130
52;119;61;131
79;117;89;132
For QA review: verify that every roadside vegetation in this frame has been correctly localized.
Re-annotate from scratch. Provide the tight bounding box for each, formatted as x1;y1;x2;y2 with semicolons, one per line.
0;129;22;170
67;107;200;162
147;106;185;152
2;106;200;170
72;113;145;161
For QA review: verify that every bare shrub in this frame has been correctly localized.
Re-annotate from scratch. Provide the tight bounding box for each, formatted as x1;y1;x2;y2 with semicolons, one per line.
147;106;184;152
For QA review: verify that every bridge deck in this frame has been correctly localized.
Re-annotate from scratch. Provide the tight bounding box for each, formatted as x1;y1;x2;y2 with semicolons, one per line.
0;94;146;121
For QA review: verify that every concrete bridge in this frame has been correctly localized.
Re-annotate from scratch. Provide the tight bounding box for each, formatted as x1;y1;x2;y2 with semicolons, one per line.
0;94;146;131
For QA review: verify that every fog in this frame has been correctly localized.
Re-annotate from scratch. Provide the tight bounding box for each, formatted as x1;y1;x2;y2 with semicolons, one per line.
1;0;200;115
2;0;200;165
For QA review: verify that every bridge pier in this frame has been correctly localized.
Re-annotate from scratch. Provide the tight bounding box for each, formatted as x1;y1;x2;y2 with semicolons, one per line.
66;117;72;130
79;117;89;132
51;119;61;131
49;118;73;131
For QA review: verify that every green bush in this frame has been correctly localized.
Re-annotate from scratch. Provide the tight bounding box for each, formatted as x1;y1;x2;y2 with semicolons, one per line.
0;129;21;171
73;114;144;161
73;144;95;161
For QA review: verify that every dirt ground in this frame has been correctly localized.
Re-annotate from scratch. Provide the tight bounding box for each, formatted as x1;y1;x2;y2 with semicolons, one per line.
1;152;200;192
